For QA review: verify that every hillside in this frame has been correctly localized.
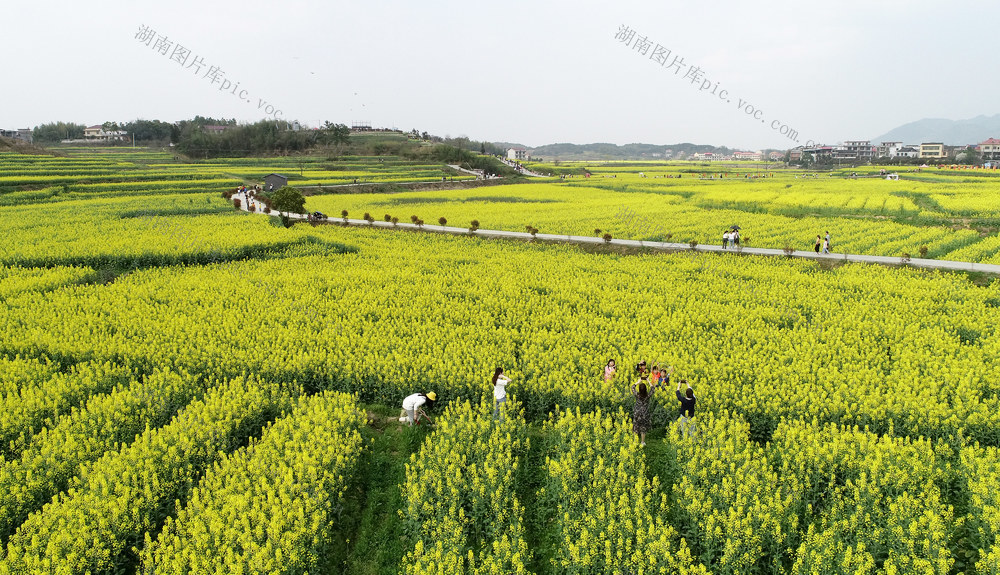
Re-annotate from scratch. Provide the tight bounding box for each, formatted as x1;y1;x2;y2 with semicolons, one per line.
871;113;1000;145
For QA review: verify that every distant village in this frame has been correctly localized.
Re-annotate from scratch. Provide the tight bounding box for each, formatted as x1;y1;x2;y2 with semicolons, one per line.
506;139;1000;166
783;139;1000;164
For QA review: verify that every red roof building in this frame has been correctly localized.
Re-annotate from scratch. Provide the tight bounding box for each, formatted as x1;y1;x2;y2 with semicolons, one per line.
980;138;1000;160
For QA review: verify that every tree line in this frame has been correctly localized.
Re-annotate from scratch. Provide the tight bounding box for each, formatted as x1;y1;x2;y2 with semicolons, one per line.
175;120;350;158
29;117;514;166
30;117;352;157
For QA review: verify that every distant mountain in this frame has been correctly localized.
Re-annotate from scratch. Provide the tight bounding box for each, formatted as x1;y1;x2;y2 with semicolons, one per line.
493;141;736;161
871;114;1000;146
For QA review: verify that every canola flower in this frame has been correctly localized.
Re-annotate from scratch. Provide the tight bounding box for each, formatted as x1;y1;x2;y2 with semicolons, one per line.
4;227;998;443
0;368;207;542
540;407;706;574
0;194;332;269
305;178;987;260
0;376;295;574
663;411;954;574
140;390;364;574
0;265;96;299
0;355;59;399
961;445;1000;574
666;411;798;574
401;398;532;574
0;360;132;460
1;149;1000;571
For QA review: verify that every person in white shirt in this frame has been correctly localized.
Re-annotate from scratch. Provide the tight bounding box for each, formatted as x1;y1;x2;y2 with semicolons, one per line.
722;230;730;249
400;391;436;426
492;367;511;422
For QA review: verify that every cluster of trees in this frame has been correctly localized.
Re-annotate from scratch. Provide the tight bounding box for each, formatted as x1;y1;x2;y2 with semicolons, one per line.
175;120;350;158
439;136;506;156
30;117;349;156
405;129;506;156
32;122;87;142
32;117;232;144
30;117;512;167
265;186;307;228
95;119;177;143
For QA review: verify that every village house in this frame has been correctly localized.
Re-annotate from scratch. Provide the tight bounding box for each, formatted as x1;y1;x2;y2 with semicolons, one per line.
263;173;288;191
876;142;903;158
83;125;127;141
919;143;946;159
506;147;527;161
978;138;1000;161
0;128;32;143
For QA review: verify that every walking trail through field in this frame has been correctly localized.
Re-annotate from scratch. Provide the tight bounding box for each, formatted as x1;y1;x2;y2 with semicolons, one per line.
233;193;1000;275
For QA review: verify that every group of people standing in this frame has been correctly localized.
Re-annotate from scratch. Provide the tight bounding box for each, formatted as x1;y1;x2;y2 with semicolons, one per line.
814;231;832;254
606;359;697;445
718;227;837;255
400;361;697;447
721;227;742;249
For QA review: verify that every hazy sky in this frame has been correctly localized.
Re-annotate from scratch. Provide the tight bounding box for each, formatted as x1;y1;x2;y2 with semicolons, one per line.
3;0;997;149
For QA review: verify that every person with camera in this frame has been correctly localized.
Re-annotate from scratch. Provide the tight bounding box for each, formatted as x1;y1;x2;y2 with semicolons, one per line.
631;365;672;446
492;367;511;422
676;378;696;437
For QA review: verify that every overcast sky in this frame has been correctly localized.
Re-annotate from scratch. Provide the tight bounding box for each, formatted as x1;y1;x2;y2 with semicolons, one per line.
2;0;996;149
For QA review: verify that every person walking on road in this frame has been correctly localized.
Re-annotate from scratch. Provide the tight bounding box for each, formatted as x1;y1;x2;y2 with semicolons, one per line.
822;237;831;254
814;235;822;254
722;230;730;249
492;367;511;422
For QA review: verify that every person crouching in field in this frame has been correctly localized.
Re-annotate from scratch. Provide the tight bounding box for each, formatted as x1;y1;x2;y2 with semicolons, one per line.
676;379;696;437
400;391;436;426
